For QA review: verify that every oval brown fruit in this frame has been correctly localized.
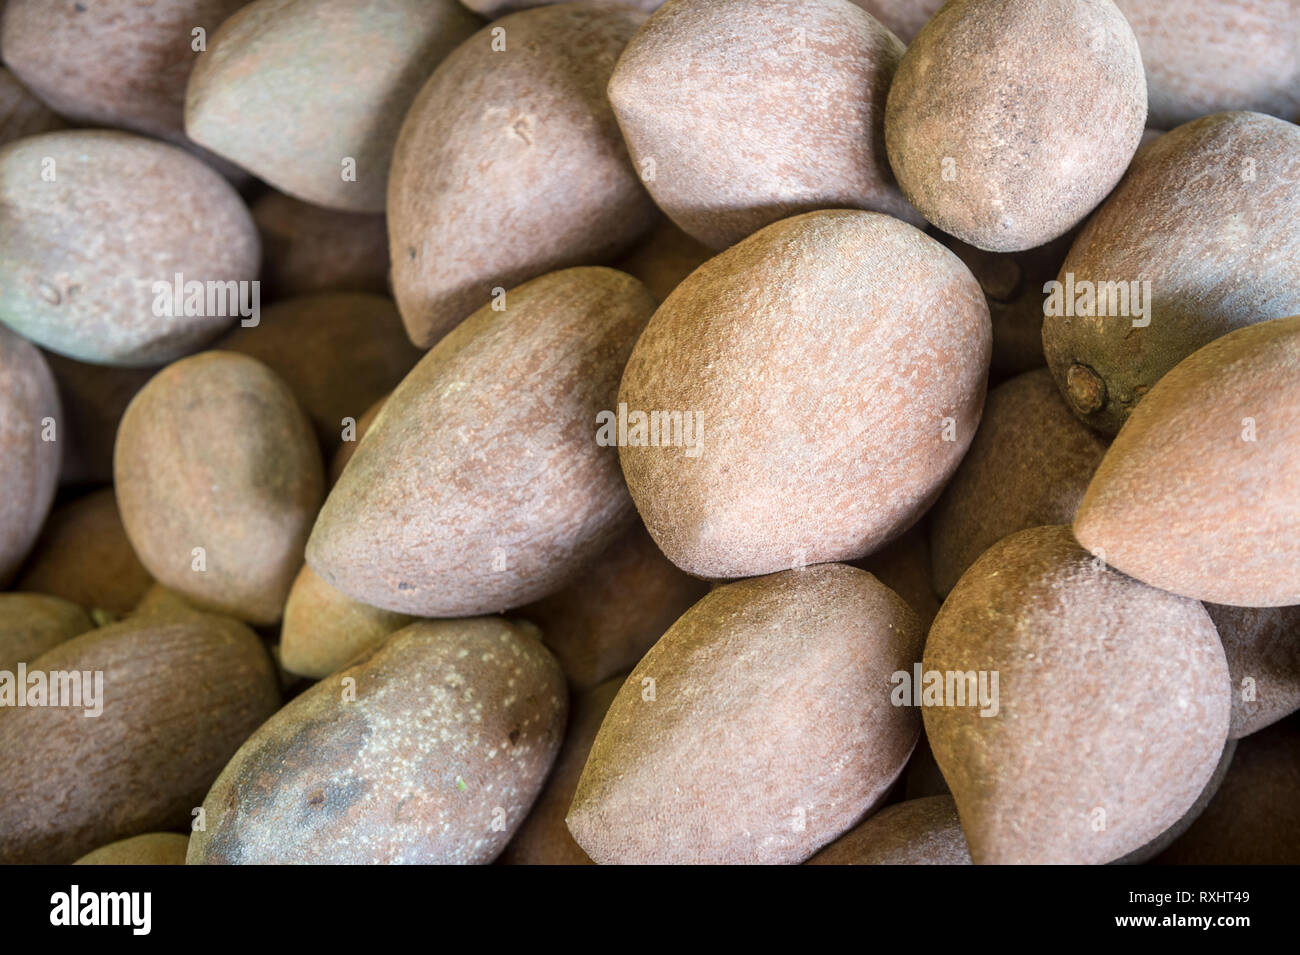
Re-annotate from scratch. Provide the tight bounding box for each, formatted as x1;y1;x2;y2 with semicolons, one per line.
74;833;190;866
0;612;280;864
1114;738;1236;864
251;192;391;299
0;325;60;584
928;369;1109;596
567;564;924;864
806;796;971;865
1073;315;1300;607
185;0;481;212
1114;0;1300;130
885;0;1147;252
0;130;259;366
608;0;920;251
618;210;989;579
187;618;566;864
115;352;325;624
0;593;93;673
388;2;657;347
924;525;1230;864
1044;112;1300;433
219;293;422;454
1207;604;1300;738
18;489;153;616
307;268;654;617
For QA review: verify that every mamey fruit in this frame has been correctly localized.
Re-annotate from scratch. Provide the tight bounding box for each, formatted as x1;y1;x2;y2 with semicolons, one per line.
568;565;923;864
613;219;713;305
1074;315;1300;607
806;796;971;865
186;0;481;212
308;268;653;616
41;354;152;486
388;2;657;347
279;565;414;679
0;130;259;366
0;612;279;864
115;351;324;624
885;0;1147;251
187;618;566;864
608;0;920;251
1044;112;1300;433
619;210;988;579
924;525;1229;864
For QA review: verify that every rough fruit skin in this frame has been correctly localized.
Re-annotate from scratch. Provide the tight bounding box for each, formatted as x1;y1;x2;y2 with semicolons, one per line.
0;0;246;141
388;2;657;348
567;565;923;865
924;525;1230;865
618;210;989;579
0;613;280;864
1073;315;1300;607
928;369;1109;596
1044;112;1300;433
499;675;623;865
806;796;971;865
1114;738;1236;864
607;0;921;252
115;352;325;625
307;268;654;617
612;218;714;305
251;192;391;299
1115;0;1300;130
74;833;190;866
185;0;482;212
328;394;386;486
0;593;93;673
0;130;260;367
0;325;60;585
1207;604;1300;738
187;619;567;865
885;0;1147;252
852;522;940;631
218;293;422;454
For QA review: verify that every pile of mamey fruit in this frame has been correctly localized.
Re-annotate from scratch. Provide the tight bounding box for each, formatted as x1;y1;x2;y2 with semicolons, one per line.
1;0;1297;866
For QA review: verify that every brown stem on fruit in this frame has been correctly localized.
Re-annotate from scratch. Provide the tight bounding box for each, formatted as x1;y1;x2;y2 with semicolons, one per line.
1065;363;1106;415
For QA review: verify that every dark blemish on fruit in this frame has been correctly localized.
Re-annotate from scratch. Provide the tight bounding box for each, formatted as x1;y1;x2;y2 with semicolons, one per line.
508;728;521;745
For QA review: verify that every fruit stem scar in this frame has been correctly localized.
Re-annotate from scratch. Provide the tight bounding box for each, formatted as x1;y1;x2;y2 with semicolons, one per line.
1065;363;1106;415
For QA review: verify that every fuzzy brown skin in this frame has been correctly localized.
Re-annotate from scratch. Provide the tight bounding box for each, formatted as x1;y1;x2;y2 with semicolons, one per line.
1115;0;1300;130
886;0;1147;252
74;833;190;866
18;489;153;616
1044;113;1300;433
924;525;1229;865
388;3;657;348
0;326;60;585
609;0;921;252
0;0;246;140
807;796;970;865
1153;716;1300;864
186;0;481;212
307;268;653;617
941;230;1076;380
0;612;280;864
1073;315;1300;607
518;521;708;691
852;522;940;631
619;210;989;579
1113;739;1235;864
187;618;567;864
252;192;391;299
0;593;94;672
851;0;944;42
0;67;65;145
41;353;153;486
219;293;422;454
568;565;923;864
0;130;259;366
279;564;414;680
328;394;386;486
612;218;713;305
115;352;325;625
928;369;1109;596
1207;605;1300;738
499;674;622;865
